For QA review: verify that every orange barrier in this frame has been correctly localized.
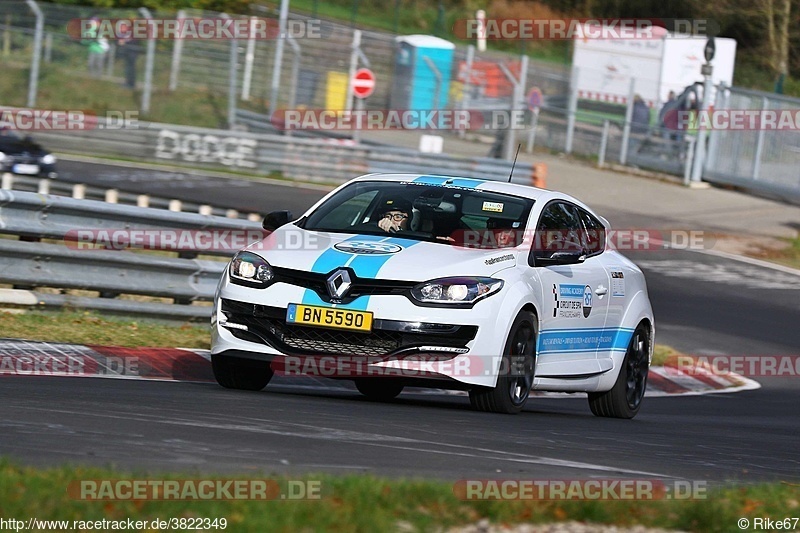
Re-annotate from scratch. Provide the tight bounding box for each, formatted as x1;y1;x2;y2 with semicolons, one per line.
531;163;547;188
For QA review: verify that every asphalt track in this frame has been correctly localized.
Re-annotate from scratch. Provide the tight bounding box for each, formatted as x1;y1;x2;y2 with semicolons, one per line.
1;159;798;482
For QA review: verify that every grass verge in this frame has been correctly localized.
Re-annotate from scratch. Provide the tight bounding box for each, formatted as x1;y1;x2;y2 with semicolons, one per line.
0;310;685;366
751;236;800;271
0;310;210;349
0;459;798;533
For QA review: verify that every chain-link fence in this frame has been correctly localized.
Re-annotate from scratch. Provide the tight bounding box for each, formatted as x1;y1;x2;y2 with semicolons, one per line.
704;85;800;202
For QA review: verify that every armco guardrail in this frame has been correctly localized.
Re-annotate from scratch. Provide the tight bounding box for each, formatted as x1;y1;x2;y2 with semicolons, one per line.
0;189;261;247
32;120;532;184
0;190;263;319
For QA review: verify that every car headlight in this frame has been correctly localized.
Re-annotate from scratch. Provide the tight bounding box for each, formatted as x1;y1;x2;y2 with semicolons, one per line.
410;277;503;306
41;154;56;165
229;251;274;286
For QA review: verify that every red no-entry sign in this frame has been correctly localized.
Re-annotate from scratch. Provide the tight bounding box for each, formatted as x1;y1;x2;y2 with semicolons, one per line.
352;68;376;99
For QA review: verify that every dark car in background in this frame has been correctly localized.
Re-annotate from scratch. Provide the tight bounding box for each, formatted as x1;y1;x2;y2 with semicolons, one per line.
0;129;58;178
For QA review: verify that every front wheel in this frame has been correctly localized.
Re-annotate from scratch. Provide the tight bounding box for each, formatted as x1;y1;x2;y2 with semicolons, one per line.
588;324;650;419
212;354;273;391
469;311;537;414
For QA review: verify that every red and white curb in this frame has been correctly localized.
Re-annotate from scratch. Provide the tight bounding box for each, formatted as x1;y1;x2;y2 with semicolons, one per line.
0;339;760;397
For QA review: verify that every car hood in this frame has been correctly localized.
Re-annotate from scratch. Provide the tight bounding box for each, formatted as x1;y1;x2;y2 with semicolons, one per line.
245;227;519;281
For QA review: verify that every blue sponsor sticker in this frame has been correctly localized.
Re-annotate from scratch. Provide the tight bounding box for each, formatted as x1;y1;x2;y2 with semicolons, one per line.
559;284;585;298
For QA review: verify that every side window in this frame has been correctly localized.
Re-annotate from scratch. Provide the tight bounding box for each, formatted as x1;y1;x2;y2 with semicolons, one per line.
578;208;606;255
530;202;584;265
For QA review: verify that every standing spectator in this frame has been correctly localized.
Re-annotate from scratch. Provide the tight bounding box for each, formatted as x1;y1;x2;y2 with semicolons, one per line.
83;16;109;77
630;94;650;134
658;90;677;139
116;21;141;89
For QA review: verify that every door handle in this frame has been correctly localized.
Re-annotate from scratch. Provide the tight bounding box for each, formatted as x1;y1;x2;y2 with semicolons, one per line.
595;286;608;296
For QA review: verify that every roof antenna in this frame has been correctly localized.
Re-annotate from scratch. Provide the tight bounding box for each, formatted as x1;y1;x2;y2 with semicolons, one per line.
507;143;521;183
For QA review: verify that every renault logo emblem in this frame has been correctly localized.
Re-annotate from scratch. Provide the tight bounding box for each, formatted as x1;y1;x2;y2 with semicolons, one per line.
326;269;352;299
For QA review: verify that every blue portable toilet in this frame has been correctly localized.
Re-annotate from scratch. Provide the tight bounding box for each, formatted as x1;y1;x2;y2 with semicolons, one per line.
391;35;454;111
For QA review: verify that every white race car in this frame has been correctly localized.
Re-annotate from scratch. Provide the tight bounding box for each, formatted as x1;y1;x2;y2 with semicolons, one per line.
212;174;654;418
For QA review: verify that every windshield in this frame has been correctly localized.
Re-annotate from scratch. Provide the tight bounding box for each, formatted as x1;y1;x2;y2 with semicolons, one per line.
301;180;535;249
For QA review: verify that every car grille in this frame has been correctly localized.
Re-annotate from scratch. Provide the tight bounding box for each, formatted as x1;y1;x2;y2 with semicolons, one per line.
221;299;477;357
270;266;415;305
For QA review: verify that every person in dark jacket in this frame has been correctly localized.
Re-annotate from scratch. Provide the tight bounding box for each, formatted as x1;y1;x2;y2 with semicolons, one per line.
116;21;141;89
631;94;650;134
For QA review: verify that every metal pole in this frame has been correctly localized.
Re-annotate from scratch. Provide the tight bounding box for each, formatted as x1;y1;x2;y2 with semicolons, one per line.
459;45;474;139
705;82;726;170
268;0;290;117
353;96;364;144
139;7;155;114
565;66;579;154
526;108;539;153
44;32;52;63
222;13;238;128
751;96;768;180
241;16;257;100
619;77;636;165
168;10;186;92
287;36;301;112
683;137;696;186
690;64;713;183
344;29;361;112
24;0;43;108
504;55;527;160
598;119;609;166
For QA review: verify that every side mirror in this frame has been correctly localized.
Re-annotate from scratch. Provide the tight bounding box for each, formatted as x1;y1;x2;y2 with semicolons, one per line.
262;210;292;231
534;250;586;267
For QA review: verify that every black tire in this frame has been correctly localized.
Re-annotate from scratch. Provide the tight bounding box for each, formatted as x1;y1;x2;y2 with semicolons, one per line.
211;354;273;391
354;378;404;401
469;311;537;414
588;324;650;419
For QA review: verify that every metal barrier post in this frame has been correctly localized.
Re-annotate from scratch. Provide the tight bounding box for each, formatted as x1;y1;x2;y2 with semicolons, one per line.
24;0;43;108
565;66;579;154
168;10;186;91
345;30;362;113
459;45;474;139
526;109;539;153
222;13;238;128
751;96;768;180
241;16;257;101
619;77;636;165
268;0;290;117
683;137;696;186
139;7;156;113
598;119;610;167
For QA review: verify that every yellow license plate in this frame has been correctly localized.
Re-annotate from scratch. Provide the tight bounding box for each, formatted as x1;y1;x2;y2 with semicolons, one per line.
286;304;373;332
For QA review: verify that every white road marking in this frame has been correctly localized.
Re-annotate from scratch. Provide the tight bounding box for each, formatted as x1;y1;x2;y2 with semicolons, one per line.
636;259;800;289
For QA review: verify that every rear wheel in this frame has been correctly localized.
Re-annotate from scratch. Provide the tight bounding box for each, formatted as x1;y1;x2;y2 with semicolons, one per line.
588;324;650;419
469;311;537;414
355;379;404;401
211;354;273;391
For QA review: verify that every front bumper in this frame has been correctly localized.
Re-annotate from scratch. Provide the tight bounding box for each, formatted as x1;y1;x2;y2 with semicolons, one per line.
212;275;509;388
